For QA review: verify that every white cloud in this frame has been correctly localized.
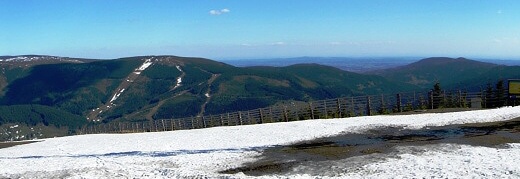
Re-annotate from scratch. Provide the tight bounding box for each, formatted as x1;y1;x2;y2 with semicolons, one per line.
272;42;285;46
209;8;230;15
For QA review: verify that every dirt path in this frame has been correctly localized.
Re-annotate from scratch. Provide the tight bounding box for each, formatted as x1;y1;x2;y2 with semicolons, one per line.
144;65;186;121
197;74;220;117
145;90;188;121
87;58;153;121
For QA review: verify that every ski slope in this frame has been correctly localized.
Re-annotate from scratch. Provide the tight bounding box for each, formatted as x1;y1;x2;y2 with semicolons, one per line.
1;106;520;178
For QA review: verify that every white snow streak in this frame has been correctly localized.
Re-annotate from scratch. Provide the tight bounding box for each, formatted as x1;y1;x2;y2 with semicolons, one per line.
172;65;183;90
109;88;125;103
1;106;520;178
137;58;153;71
109;58;153;103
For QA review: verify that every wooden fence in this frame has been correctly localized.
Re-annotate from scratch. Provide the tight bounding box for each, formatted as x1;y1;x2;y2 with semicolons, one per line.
80;89;514;134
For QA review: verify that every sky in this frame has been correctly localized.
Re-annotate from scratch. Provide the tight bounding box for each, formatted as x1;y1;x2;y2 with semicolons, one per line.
1;0;520;60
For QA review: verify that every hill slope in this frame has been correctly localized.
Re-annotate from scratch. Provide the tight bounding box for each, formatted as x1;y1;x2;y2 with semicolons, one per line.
0;55;412;123
2;55;518;129
370;57;499;88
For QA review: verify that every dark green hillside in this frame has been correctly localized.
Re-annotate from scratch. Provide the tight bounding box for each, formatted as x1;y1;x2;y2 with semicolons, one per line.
0;105;86;131
371;57;498;88
61;56;410;121
203;64;413;114
7;55;508;127
2;59;142;106
446;65;520;90
283;64;413;94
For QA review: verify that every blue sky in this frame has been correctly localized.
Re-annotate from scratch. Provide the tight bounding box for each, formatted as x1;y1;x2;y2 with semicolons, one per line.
1;0;520;59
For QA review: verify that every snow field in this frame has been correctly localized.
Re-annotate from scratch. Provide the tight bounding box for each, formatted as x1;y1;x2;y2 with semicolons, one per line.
1;106;520;178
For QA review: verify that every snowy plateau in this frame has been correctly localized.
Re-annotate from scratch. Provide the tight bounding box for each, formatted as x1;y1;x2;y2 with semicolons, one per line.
1;107;520;178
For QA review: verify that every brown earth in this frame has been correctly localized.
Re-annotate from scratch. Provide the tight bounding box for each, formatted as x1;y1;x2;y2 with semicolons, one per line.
222;117;520;176
0;141;39;149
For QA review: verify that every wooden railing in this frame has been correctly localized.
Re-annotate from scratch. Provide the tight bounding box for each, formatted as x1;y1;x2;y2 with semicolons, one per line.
80;89;515;134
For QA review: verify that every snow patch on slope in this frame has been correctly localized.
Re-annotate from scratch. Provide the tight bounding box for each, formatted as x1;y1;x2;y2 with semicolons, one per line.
109;58;153;104
137;58;153;71
0;56;82;63
172;65;183;90
109;89;125;103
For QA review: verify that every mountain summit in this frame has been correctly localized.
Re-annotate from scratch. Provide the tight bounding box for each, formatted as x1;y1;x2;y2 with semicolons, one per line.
369;57;499;88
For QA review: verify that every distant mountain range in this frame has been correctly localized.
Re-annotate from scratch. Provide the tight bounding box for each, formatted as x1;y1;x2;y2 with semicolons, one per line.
0;55;519;136
220;57;520;73
369;57;520;90
221;57;418;72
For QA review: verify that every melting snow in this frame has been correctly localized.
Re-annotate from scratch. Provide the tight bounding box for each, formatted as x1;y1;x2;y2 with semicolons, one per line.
136;58;153;71
172;65;183;90
0;56;81;63
109;89;125;103
1;106;520;178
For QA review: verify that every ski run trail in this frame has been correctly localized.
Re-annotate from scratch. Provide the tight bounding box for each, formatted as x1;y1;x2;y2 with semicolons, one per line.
2;106;520;178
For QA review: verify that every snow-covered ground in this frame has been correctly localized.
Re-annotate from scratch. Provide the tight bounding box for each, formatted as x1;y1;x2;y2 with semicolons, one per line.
1;106;520;178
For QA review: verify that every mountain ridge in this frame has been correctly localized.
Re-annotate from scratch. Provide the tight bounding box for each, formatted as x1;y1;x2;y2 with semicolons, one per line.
368;57;502;88
1;55;519;138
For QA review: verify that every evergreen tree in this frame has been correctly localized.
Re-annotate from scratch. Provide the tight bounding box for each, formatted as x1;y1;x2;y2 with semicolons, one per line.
485;83;494;108
494;79;506;107
431;82;442;108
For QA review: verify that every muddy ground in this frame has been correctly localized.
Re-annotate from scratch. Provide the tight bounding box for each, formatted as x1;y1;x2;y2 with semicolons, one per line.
222;118;520;176
0;141;39;149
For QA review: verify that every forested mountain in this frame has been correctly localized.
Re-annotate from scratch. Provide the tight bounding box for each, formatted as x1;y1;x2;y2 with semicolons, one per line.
1;55;519;138
369;57;520;91
0;55;410;124
369;57;499;88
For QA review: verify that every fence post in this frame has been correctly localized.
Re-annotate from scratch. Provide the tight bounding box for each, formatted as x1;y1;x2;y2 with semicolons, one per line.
430;92;434;109
442;90;447;108
458;90;463;107
366;96;372;116
160;120;164;131
336;98;342;117
247;110;251;125
396;93;402;112
259;109;264;124
351;97;355;116
269;106;274;123
380;94;385;114
226;113;231;126
413;91;417;109
283;106;289;122
238;112;243;125
309;102;314;119
323;100;328;119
